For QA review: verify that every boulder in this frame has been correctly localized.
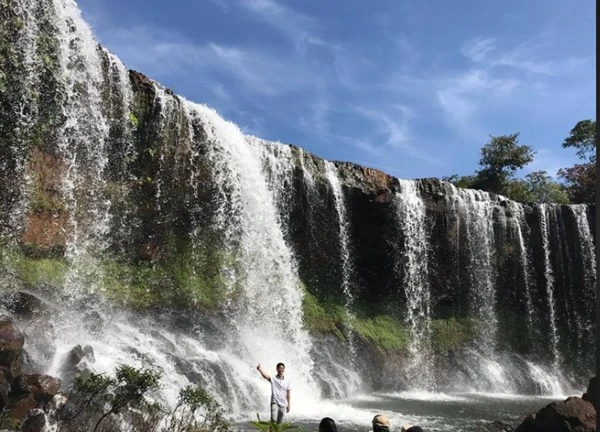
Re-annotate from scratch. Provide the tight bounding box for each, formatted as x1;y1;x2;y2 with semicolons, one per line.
10;374;62;404
0;292;51;320
0;315;24;376
515;396;596;432
582;376;596;410
20;408;46;432
5;393;37;421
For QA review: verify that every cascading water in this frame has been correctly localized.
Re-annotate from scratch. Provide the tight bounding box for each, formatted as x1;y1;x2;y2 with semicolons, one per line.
538;204;561;369
451;187;498;355
51;0;112;296
249;138;296;237
324;161;357;355
393;180;433;390
512;203;535;335
183;102;320;410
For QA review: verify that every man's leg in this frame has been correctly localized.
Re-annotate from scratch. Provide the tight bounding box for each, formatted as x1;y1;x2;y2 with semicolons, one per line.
276;405;286;424
270;403;278;423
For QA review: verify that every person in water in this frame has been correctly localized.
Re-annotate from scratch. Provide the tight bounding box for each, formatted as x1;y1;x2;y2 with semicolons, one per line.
401;424;423;432
371;414;391;432
257;362;292;424
319;417;338;432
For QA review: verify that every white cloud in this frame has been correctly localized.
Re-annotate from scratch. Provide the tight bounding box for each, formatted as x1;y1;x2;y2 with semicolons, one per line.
462;36;591;76
461;38;497;62
238;0;314;45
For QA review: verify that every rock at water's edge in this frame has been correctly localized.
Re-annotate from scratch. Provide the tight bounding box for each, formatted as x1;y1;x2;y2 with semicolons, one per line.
515;396;596;432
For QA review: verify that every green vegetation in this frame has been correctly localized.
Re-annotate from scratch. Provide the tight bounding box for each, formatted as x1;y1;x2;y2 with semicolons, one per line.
444;120;597;204
1;245;228;311
301;290;345;340
250;414;300;431
5;250;68;287
352;315;409;353
558;119;596;203
53;365;231;432
430;317;476;351
129;112;139;128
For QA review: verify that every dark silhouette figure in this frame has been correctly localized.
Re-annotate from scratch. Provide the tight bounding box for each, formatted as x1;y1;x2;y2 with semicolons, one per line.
319;417;338;432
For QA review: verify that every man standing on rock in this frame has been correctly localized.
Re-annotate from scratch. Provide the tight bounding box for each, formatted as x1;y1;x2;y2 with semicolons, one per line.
257;362;291;424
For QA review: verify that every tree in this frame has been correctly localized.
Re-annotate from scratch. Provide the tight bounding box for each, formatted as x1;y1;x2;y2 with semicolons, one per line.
562;119;596;162
525;171;570;204
558;163;595;204
475;133;535;195
443;133;536;201
558;119;596;203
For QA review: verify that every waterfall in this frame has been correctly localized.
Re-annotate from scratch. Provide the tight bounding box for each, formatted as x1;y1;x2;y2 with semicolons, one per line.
52;0;112;294
183;101;319;406
393;180;433;389
452;187;498;355
539;205;561;369
512;203;535;335
250;139;296;237
2;0;597;419
324;161;356;351
569;205;596;352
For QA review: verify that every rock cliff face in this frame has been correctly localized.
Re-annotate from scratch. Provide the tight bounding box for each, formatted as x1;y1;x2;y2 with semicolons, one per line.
0;0;596;396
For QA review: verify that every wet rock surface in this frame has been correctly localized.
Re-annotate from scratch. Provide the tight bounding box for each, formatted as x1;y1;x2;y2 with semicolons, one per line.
515;396;596;432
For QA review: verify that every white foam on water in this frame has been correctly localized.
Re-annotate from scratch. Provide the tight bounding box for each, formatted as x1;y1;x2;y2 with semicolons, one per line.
378;391;469;402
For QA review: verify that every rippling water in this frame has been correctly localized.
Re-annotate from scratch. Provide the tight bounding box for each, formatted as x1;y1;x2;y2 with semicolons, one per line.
234;391;575;432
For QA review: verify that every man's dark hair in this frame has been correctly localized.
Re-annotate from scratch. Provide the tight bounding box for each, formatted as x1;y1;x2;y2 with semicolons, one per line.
276;362;285;368
319;417;337;432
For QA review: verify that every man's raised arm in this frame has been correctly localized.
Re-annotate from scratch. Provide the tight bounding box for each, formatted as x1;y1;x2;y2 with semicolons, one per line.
256;363;271;381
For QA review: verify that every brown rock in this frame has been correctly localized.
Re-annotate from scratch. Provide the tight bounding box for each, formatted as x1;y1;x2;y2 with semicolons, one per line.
6;394;37;421
515;396;596;432
0;315;24;376
11;374;62;404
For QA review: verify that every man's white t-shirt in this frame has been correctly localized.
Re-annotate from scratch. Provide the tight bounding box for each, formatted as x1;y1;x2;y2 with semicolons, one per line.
270;375;291;407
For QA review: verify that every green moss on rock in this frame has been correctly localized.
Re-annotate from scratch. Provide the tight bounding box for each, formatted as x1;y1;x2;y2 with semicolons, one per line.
352;315;409;353
301;290;345;340
430;317;476;351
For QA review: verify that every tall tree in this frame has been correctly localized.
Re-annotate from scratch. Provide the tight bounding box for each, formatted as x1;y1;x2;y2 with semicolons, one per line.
474;133;535;195
525;171;570;204
558;119;596;203
562;119;596;162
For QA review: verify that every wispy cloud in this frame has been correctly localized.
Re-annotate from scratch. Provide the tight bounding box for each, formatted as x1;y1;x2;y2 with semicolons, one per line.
461;38;497;62
435;69;519;135
100;26;314;96
461;36;591;76
237;0;315;45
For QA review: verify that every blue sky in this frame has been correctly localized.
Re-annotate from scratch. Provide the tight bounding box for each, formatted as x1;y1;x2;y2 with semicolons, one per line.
78;0;596;180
